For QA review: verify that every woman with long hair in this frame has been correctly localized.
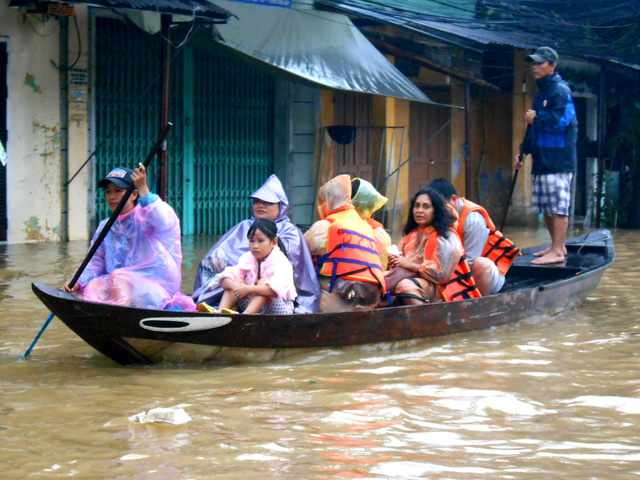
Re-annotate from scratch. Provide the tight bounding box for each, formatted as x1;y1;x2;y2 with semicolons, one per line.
386;187;465;305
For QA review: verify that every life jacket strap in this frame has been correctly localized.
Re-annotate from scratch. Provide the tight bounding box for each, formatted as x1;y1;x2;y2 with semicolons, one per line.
336;228;375;244
484;230;521;263
320;258;386;296
442;255;481;301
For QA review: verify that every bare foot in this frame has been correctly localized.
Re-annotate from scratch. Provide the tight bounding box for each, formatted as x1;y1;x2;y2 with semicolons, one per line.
533;246;567;257
531;251;566;265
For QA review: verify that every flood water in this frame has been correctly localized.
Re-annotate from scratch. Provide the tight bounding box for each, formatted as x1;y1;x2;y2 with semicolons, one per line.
1;227;639;479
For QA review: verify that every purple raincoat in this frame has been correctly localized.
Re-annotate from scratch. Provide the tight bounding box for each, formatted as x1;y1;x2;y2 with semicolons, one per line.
192;175;321;314
77;194;196;311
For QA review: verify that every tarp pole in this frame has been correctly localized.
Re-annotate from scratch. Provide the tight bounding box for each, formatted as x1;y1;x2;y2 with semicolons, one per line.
595;65;606;228
60;16;70;242
464;83;472;199
159;13;172;200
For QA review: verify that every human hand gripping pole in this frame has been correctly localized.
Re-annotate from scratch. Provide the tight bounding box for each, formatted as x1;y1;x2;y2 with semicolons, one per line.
499;125;531;232
22;123;173;358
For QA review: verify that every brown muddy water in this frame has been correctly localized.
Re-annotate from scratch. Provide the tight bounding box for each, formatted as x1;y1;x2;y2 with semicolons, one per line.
0;228;638;479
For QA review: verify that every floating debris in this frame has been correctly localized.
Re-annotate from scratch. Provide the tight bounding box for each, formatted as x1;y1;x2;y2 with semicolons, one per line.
128;407;191;425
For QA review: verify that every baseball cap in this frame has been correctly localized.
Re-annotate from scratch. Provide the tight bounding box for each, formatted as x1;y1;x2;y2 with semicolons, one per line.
526;46;559;64
97;167;134;189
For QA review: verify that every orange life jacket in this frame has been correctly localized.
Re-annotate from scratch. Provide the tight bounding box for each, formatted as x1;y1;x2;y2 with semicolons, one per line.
314;209;387;295
366;218;384;230
457;199;521;275
424;230;482;302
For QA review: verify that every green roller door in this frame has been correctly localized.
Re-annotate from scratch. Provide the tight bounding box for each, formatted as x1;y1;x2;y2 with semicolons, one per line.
94;17;274;234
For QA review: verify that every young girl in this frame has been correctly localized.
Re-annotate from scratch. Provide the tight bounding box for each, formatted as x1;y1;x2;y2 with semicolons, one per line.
198;219;296;314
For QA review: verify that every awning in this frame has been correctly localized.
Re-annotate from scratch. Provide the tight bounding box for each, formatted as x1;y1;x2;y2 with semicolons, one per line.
64;0;232;20
211;1;434;104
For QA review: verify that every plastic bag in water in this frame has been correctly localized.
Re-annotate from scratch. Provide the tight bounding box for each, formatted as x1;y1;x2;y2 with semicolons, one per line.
128;407;191;425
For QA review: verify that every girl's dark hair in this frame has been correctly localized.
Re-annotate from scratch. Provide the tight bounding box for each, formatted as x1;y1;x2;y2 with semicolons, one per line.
402;187;455;237
247;219;288;257
248;218;277;241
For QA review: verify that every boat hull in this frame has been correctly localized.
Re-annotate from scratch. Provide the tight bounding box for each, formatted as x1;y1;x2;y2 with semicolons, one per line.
32;230;614;366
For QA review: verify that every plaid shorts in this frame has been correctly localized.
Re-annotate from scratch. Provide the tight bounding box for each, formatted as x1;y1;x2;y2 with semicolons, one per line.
532;173;573;216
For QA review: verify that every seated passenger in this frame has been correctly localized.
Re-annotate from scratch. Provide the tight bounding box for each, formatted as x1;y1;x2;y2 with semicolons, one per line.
64;164;195;311
429;178;520;295
192;174;320;314
351;178;392;270
387;187;481;305
304;175;387;312
198;219;296;315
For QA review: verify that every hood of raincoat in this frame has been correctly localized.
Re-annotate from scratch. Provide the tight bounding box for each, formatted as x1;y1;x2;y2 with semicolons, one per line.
351;178;387;219
317;174;353;220
250;174;290;222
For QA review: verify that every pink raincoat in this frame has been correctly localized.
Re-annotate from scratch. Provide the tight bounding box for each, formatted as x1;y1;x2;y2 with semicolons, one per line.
76;194;195;310
218;246;297;306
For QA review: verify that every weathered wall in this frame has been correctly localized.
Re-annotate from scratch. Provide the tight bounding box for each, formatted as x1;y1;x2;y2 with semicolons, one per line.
2;2;61;242
66;7;90;241
1;2;90;243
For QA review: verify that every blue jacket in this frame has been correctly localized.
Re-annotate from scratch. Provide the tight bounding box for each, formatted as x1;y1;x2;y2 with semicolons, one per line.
524;72;577;175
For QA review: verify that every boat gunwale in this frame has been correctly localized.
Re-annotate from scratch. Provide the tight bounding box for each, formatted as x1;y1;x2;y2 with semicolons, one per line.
30;229;615;364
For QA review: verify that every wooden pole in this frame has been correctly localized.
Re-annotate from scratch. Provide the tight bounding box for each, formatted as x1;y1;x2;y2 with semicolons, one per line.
159;13;172;201
595;66;606;228
464;83;472;198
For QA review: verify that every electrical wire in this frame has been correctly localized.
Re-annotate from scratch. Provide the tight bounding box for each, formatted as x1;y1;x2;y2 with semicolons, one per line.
51;13;82;71
316;0;640;65
67;20;192;185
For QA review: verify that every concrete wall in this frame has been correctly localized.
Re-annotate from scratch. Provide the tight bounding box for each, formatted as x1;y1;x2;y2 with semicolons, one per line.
1;1;90;243
66;7;90;241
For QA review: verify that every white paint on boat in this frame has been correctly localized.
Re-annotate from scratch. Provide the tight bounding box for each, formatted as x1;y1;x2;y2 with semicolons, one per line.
139;316;232;332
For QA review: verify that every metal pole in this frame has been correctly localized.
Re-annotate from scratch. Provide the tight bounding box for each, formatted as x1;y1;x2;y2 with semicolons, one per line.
159;13;172;201
60;16;69;242
390;128;406;234
312;127;330;223
375;127;386;193
595;66;606;228
464;83;472;199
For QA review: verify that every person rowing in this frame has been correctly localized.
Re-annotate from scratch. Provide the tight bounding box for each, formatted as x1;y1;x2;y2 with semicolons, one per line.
64;164;195;310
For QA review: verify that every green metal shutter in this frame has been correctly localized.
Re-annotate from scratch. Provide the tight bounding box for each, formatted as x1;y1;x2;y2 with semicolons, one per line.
94;17;164;222
192;49;274;234
94;18;274;234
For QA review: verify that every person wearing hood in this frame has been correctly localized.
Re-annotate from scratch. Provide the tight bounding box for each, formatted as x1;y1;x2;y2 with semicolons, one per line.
305;175;387;312
351;178;392;270
192;174;320;314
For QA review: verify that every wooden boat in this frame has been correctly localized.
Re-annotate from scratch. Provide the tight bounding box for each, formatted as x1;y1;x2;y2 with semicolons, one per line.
32;230;614;366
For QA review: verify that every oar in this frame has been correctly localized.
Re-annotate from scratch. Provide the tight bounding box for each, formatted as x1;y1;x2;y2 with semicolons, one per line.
22;123;173;358
499;125;531;232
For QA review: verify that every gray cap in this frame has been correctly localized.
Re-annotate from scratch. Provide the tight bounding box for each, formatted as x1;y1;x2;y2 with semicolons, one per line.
97;167;134;189
526;46;559;64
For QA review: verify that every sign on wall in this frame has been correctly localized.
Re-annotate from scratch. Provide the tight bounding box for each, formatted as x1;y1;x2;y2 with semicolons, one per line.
69;67;88;125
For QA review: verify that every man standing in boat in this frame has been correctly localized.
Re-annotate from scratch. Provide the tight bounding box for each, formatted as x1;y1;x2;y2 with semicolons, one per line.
515;46;578;265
